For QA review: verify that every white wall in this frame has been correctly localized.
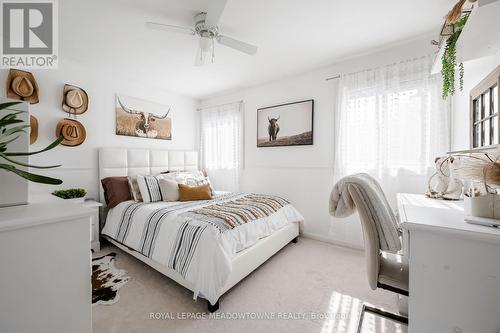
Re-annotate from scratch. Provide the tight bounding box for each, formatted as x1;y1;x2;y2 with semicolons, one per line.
451;52;500;151
0;58;199;200
201;36;436;249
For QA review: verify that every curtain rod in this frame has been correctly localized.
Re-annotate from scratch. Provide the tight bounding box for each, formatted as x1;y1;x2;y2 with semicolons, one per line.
197;100;243;111
325;75;341;81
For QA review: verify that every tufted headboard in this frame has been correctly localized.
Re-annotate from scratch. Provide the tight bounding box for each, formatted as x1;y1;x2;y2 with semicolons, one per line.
98;147;198;204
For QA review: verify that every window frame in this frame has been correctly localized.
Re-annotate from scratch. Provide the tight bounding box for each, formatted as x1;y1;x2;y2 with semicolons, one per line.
470;65;500;149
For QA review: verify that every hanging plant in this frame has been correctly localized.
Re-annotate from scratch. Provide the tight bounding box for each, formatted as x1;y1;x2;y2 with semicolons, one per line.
441;14;468;99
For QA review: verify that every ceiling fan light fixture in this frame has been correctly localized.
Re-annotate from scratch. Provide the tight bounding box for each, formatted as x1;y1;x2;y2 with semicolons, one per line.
199;36;212;52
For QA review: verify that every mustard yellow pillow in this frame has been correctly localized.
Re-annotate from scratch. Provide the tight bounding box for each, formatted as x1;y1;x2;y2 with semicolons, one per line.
178;184;213;201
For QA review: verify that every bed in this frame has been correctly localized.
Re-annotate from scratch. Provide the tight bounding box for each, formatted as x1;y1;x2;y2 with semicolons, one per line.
98;148;303;312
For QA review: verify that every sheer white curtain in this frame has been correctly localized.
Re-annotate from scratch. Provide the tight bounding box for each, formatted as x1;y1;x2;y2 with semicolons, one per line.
199;102;243;192
334;56;450;206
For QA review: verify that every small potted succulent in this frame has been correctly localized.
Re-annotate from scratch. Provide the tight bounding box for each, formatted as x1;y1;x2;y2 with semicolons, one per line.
52;188;87;203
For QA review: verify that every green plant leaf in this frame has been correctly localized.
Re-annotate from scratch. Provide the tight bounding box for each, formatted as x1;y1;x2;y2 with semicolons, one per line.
0;135;20;147
0;163;62;185
0;153;61;169
0;125;29;140
0;101;22;111
4;136;63;156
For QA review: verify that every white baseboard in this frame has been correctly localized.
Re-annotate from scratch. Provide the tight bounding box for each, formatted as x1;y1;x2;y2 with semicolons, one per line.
301;232;364;252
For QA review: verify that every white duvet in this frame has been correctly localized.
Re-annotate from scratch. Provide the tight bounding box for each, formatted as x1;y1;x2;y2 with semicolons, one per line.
102;192;303;304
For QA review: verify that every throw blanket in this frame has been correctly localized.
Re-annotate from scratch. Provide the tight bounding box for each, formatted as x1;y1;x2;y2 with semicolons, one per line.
329;173;401;252
186;194;290;230
102;192;304;304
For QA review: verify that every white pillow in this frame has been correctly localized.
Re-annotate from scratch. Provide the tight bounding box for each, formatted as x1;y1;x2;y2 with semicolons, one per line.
165;171;215;194
159;178;179;202
136;175;164;202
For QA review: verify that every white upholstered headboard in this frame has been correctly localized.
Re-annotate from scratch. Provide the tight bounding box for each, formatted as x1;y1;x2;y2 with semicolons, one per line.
98;147;198;203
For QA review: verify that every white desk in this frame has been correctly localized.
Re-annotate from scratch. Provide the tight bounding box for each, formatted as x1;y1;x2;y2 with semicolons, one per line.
398;193;500;333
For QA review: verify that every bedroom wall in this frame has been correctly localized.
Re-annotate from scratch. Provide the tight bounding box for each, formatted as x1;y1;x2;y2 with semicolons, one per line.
200;35;436;249
0;58;199;201
451;52;500;151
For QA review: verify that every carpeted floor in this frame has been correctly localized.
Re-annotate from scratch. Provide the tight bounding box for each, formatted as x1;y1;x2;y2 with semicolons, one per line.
92;238;407;333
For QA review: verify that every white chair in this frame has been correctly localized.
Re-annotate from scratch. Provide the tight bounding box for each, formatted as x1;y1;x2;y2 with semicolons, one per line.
329;173;408;331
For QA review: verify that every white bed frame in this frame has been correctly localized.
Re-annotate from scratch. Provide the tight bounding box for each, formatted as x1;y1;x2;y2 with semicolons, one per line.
98;148;299;311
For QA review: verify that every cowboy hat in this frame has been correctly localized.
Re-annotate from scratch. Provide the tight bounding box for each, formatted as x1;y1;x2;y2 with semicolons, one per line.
55;118;86;147
6;69;40;104
30;115;38;145
62;84;88;114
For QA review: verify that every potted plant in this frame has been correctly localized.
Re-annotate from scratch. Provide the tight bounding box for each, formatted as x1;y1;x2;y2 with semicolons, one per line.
52;188;87;203
0;100;63;206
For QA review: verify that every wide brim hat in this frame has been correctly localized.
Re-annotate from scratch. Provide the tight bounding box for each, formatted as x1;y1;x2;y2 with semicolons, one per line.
30;115;38;145
55;118;86;147
6;69;40;104
62;84;88;114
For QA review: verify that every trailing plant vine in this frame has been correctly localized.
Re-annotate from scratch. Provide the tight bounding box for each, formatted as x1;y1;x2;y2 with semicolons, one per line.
441;15;468;99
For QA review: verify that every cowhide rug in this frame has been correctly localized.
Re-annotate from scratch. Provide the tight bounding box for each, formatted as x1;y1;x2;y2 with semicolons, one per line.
92;252;130;306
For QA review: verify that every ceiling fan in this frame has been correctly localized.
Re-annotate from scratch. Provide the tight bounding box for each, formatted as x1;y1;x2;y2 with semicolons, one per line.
146;0;258;66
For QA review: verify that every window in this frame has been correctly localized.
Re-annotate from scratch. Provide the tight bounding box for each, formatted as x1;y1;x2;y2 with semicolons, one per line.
334;56;450;203
199;102;243;191
470;66;500;148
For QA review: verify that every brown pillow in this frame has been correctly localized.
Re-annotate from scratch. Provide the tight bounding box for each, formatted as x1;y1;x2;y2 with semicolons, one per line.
178;184;213;201
101;177;132;208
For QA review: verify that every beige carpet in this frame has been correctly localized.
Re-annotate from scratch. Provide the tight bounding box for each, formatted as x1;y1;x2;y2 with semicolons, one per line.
92;238;407;333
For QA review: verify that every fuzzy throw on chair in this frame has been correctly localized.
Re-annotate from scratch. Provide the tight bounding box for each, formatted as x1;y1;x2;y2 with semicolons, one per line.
329;173;401;252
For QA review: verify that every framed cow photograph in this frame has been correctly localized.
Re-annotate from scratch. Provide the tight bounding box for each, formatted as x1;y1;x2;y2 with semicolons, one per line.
115;94;172;140
257;99;314;147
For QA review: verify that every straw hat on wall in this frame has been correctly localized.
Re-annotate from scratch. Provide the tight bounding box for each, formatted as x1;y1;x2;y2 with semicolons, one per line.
30;115;38;145
62;84;88;114
55;118;86;146
6;69;40;104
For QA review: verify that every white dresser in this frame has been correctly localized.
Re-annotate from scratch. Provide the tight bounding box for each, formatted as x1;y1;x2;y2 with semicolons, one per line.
0;202;93;333
398;193;500;333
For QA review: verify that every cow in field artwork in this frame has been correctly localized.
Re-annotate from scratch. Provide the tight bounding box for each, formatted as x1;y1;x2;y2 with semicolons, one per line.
115;95;172;140
257;100;313;147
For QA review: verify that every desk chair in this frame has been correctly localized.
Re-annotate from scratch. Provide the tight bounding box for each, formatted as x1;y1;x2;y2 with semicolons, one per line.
329;173;409;331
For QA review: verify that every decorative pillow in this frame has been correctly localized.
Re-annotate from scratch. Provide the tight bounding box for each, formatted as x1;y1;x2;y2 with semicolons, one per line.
127;176;143;202
166;171;215;194
137;175;164;202
159;178;179;202
101;177;132;208
178;184;213;201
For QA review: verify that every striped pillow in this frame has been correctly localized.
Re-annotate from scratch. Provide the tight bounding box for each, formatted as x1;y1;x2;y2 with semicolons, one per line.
136;175;163;202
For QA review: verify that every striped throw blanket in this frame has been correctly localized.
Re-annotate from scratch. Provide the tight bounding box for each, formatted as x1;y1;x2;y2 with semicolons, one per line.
186;193;290;230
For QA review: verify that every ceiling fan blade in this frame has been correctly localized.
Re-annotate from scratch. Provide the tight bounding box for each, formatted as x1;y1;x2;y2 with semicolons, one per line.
204;0;228;27
145;22;195;35
217;35;257;55
194;47;204;66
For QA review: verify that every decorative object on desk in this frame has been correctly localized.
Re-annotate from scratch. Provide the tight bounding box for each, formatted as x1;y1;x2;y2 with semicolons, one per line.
115;94;171;140
6;69;40;104
0;101;63;186
426;156;463;200
62;84;89;115
29;115;38;145
441;14;469;99
464;192;500;219
55;118;86;146
52;188;87;202
92;252;130;306
257;99;313;147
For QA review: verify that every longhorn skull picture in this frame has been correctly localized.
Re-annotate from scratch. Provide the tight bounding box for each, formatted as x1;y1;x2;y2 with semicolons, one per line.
115;95;172;140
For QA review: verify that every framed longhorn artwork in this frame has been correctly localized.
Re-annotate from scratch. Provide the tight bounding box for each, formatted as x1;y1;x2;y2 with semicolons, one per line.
115;94;172;140
257;99;314;147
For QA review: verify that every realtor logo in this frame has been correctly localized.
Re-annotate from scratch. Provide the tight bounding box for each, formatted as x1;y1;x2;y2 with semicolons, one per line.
1;0;58;68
